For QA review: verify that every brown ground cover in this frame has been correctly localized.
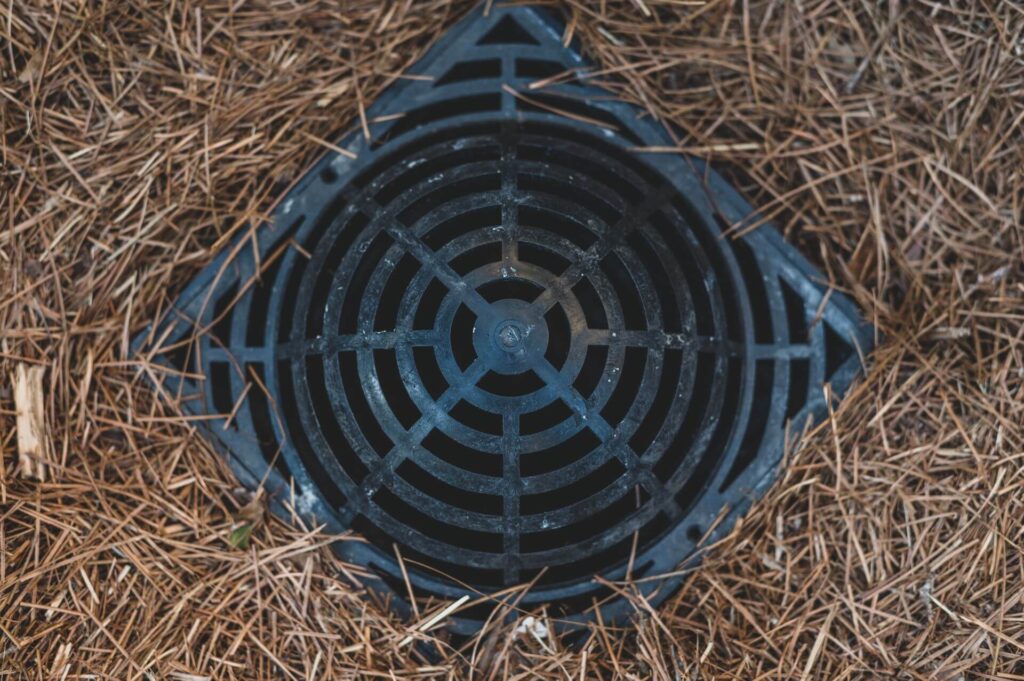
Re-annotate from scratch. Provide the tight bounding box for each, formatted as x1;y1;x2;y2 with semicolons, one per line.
2;1;1022;677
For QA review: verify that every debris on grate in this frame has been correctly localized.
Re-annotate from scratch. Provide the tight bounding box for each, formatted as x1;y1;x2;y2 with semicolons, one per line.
135;4;873;634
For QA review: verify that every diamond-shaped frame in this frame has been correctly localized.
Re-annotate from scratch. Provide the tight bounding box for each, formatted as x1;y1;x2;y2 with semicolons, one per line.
134;4;874;634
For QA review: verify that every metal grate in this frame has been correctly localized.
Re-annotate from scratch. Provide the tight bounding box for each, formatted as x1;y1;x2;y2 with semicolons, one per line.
136;5;873;633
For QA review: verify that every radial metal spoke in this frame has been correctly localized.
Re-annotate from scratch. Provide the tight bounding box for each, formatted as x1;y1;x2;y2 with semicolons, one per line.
359;359;488;496
528;356;679;513
499;120;519;268
382;216;498;321
208;331;443;365
634;466;683;519
528;182;677;315
574;330;762;357
530;356;614;439
577;328;689;350
340;189;499;323
501;411;521;583
312;329;441;353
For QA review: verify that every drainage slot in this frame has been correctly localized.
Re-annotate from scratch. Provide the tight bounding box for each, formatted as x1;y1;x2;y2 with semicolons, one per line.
278;360;347;508
399;173;502;226
478;15;538;45
572;277;608;329
720;359;775;491
337;352;393;458
413;278;448;330
519;204;598;249
212;284;237;347
209;361;234;416
518;241;571;275
477;369;544;397
376;94;502;148
247;363;289;478
543;305;571;368
824;322;854;379
413;346;449;399
477;277;542;302
372;486;503;553
309;355;371;483
397;460;502;515
375;253;421;331
731;238;774;343
629;348;683;455
520;399;573;435
422;428;502;477
450;399;502;436
374;349;421;430
436;59;501;86
450;242;501;276
515;92;640;145
600;347;647;428
787;358;810;420
520;428;601;477
518;173;622;226
515;58;581;86
521;458;624;515
450;304;477;370
599;252;647;331
573;344;608;398
423;205;502;250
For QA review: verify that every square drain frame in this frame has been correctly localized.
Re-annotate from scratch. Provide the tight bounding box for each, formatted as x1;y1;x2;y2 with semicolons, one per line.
135;4;874;634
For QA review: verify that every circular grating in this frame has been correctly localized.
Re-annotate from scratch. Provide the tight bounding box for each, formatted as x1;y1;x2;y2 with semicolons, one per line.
141;6;872;633
289;122;728;590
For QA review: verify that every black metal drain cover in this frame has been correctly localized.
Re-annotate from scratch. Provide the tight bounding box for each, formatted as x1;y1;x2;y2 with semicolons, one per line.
136;5;873;633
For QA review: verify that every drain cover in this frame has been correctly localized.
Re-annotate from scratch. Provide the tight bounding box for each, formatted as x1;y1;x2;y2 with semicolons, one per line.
137;5;873;632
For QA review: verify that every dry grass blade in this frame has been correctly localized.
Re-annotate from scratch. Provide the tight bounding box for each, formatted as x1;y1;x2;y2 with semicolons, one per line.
1;0;1023;678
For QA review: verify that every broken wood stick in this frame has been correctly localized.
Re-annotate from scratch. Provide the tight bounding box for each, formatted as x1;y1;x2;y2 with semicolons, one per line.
12;363;49;482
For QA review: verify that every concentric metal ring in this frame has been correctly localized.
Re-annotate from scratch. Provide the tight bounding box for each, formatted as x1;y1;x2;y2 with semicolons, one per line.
283;123;733;585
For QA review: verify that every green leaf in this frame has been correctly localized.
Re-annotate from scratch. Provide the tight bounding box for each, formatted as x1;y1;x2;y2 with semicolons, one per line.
227;523;253;550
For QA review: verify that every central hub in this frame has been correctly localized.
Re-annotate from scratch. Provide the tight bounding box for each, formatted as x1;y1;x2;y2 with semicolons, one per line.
471;299;549;375
495;320;527;353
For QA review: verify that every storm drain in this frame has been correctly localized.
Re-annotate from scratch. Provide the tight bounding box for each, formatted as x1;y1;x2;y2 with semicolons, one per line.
137;5;873;633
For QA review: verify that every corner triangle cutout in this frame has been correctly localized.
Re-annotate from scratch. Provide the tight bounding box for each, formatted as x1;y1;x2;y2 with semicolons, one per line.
824;321;856;379
477;15;539;45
